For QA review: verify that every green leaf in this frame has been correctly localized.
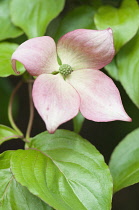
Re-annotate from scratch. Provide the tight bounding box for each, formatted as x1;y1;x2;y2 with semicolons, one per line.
109;128;139;193
117;30;139;108
53;5;96;41
12;130;113;210
94;0;139;52
73;112;85;133
0;0;23;41
0;42;25;77
0;151;53;210
0;125;21;145
104;58;119;81
10;0;65;38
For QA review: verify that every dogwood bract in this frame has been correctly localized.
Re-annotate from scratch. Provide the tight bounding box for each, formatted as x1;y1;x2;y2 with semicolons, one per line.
12;28;131;133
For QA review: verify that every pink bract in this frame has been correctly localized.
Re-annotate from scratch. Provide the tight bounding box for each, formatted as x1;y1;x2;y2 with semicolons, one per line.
11;28;131;133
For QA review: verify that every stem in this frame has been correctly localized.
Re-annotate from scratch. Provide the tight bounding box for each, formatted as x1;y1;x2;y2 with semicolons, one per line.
25;82;34;140
8;80;23;136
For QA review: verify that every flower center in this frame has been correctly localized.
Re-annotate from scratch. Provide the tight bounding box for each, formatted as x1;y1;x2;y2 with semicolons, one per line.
59;64;73;76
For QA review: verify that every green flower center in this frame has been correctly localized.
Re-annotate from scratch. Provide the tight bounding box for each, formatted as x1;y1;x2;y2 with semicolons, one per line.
59;64;73;76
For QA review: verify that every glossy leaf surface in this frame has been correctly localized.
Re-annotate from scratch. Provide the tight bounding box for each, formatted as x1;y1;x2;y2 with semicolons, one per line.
0;42;25;77
10;0;65;38
0;125;21;145
109;128;139;193
0;151;53;210
0;0;23;41
94;0;139;52
104;58;119;81
117;30;139;108
11;130;113;210
54;5;96;41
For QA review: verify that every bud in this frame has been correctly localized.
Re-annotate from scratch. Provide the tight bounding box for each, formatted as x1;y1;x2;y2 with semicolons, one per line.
59;64;73;77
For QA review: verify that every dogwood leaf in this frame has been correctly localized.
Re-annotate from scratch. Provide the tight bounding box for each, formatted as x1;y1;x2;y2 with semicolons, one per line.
0;42;25;77
117;29;139;108
10;0;65;38
0;0;23;41
0;151;53;210
0;125;21;145
94;0;139;52
104;58;119;81
109;128;139;193
11;130;113;210
54;5;96;41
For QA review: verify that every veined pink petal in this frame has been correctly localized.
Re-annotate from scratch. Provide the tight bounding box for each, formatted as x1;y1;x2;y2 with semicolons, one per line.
67;69;131;122
57;28;115;70
12;36;59;76
32;74;80;133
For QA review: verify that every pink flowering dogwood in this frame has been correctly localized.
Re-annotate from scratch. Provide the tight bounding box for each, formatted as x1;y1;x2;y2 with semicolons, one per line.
12;28;131;133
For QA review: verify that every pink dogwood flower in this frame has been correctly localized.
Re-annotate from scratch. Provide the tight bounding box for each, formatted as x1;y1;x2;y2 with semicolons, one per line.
12;28;131;133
